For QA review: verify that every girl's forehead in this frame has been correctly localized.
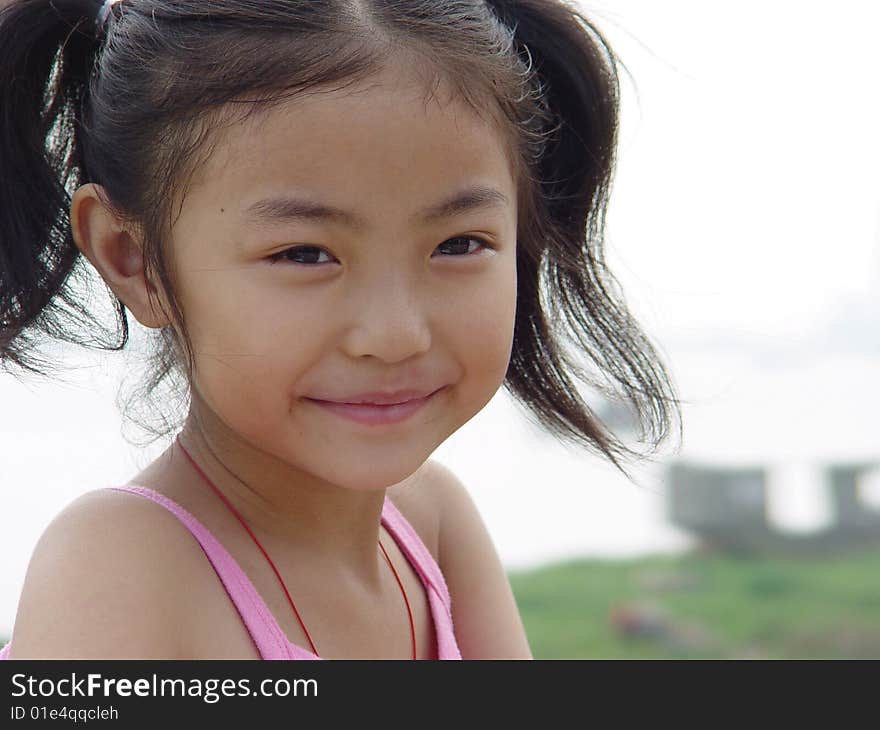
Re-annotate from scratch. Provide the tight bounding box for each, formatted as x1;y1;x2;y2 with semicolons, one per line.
191;75;515;208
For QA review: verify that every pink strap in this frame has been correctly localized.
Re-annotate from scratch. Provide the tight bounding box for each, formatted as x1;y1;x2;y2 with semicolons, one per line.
0;486;460;660
111;485;460;659
380;499;460;659
381;498;451;605
114;485;460;659
107;485;302;659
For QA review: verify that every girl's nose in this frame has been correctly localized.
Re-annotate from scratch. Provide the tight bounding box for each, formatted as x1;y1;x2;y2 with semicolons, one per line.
340;274;432;363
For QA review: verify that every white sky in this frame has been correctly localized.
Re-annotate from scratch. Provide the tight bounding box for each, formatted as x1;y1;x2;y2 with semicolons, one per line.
3;1;880;637
592;0;880;338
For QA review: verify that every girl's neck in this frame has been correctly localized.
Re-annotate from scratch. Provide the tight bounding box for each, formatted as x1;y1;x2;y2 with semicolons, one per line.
133;411;392;593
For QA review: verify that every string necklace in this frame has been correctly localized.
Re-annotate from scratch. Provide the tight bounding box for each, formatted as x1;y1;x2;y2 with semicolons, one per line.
175;437;417;659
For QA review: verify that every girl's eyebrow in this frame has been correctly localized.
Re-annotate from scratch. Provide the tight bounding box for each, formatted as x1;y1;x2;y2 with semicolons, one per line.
242;185;510;230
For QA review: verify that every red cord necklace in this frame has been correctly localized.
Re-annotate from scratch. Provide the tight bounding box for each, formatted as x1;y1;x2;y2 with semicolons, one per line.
175;437;417;659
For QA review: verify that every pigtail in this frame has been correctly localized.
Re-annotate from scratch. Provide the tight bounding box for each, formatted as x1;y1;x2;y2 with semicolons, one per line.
0;0;126;375
487;0;681;474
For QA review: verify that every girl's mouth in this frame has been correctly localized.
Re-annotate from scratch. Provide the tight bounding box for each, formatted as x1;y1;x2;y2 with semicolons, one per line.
304;387;444;426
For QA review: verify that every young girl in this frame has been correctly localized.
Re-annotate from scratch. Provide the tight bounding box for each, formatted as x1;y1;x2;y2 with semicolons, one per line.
0;0;679;660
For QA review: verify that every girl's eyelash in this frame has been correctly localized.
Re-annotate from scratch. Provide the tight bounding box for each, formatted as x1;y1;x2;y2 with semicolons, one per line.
268;246;334;266
267;236;493;265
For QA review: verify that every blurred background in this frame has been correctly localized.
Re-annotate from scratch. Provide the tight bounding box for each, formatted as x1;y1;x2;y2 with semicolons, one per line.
2;0;879;658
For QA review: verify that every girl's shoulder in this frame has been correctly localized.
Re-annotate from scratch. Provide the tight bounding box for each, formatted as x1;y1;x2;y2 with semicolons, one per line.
7;488;207;659
385;458;447;564
412;460;534;659
8;464;447;659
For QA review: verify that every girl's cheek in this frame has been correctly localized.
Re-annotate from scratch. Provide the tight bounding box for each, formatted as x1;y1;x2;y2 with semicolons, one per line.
466;267;516;352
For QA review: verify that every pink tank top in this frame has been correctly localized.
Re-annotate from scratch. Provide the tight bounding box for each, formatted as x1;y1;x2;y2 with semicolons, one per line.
0;485;461;660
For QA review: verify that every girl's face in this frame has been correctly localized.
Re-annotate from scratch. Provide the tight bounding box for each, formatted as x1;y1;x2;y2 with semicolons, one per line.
168;63;518;490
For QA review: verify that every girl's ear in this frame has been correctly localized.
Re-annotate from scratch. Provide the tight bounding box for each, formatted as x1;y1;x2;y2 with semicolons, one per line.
70;184;171;329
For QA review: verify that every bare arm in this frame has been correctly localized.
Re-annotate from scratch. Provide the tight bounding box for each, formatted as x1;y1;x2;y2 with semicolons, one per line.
431;462;533;659
8;491;191;659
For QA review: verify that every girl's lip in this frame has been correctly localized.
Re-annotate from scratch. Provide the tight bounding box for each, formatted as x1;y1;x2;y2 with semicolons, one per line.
304;387;444;426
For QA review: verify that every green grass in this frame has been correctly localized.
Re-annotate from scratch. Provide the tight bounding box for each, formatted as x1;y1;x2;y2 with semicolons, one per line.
508;546;880;659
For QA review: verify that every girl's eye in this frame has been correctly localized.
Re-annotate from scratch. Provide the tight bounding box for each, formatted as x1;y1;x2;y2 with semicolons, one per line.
268;246;334;266
267;236;491;266
431;236;491;258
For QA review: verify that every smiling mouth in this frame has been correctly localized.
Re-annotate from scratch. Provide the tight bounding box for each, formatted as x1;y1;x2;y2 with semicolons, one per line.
304;387;445;426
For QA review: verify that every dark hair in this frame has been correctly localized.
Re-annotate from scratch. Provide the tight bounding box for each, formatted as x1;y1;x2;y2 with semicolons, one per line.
0;0;680;475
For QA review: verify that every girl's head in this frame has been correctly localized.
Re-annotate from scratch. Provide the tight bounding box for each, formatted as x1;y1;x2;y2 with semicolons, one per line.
0;0;680;479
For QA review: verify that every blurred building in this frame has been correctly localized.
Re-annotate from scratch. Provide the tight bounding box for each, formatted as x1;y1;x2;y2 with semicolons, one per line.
667;460;880;555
